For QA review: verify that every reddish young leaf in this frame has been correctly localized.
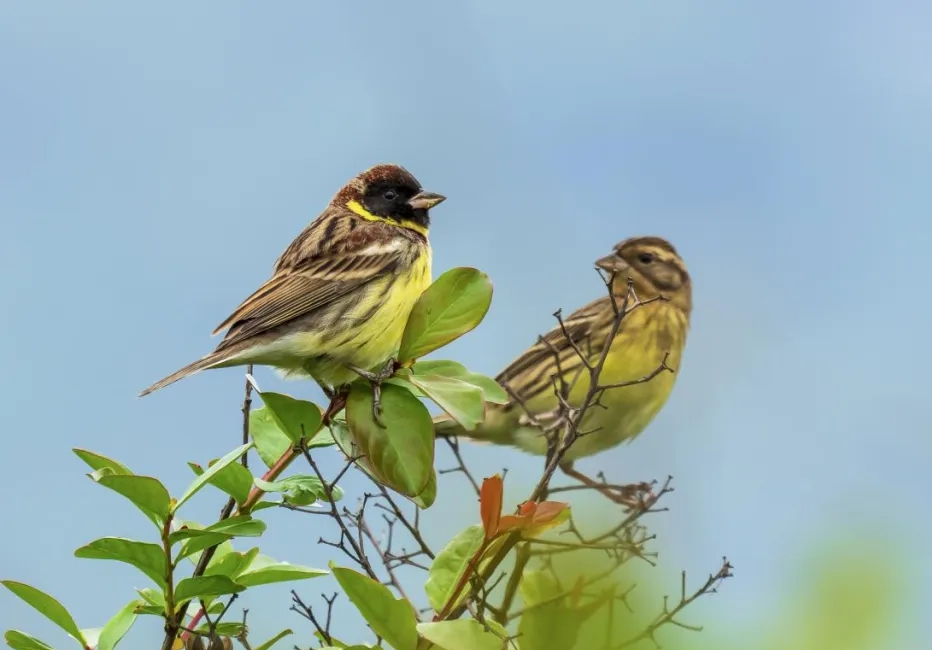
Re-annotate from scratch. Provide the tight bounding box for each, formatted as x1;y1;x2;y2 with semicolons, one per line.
530;501;569;527
496;501;536;534
479;475;504;539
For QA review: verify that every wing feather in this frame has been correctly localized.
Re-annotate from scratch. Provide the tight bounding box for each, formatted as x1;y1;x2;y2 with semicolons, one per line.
210;216;409;348
496;296;610;401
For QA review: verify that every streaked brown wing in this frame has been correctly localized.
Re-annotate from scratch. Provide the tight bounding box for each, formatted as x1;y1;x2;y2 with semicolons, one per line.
212;219;405;348
495;296;609;402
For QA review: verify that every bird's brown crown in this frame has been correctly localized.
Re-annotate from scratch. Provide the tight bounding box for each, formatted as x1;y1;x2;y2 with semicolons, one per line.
332;163;442;237
598;236;692;312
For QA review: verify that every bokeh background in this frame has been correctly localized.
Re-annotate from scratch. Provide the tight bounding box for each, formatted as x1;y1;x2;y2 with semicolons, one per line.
2;1;929;648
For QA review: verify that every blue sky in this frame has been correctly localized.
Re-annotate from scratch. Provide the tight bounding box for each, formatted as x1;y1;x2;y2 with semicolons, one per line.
1;1;930;648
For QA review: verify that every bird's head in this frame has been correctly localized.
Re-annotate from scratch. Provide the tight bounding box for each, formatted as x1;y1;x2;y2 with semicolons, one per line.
595;236;692;313
334;163;446;237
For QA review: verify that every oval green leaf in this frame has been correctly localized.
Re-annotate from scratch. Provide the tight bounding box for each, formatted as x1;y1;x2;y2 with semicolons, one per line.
331;565;418;650
258;391;323;444
174;575;244;606
423;525;485;613
416;620;504;650
250;407;292;469
398;267;493;362
254;475;343;505
345;381;434;497
188;458;253;506
236;556;327;587
74;538;166;589
206;547;259;580
4;631;57;650
90;472;171;527
1;582;85;646
73;449;132;475
97;599;139;650
173;442;253;513
408;374;485;431
412;359;508;404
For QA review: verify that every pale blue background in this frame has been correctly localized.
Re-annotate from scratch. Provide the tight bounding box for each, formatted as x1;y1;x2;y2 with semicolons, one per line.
2;1;930;648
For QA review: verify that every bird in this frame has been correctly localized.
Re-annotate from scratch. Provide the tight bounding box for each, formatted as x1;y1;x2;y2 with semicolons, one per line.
140;163;446;413
434;236;692;503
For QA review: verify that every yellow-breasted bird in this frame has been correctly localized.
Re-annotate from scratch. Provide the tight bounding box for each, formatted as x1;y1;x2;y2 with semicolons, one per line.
434;236;691;500
140;164;446;407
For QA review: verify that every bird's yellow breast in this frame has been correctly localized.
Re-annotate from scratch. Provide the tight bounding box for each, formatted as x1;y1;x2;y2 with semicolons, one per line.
267;245;432;387
515;302;688;461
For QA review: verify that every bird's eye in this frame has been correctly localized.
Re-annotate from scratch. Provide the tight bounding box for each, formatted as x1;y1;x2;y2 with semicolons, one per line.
638;252;655;264
383;190;397;201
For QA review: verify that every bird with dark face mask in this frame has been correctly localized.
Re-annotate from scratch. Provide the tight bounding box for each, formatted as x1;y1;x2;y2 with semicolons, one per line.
140;163;446;405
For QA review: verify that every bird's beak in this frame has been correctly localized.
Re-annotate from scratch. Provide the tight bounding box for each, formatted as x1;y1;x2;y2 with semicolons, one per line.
407;191;446;211
595;253;629;273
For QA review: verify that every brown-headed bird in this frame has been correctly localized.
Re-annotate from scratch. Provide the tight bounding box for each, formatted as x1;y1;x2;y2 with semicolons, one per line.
140;164;446;407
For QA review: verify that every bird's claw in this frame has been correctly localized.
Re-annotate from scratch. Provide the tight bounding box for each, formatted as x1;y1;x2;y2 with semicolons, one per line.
349;358;398;427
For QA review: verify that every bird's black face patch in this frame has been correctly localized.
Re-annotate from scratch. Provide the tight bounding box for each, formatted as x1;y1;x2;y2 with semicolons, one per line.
361;180;429;228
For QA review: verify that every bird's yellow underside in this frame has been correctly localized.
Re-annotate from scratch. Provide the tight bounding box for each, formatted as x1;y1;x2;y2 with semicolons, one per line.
510;303;688;461
223;248;432;387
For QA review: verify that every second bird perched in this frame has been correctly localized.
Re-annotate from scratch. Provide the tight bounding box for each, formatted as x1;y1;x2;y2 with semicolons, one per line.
435;236;692;498
139;163;446;399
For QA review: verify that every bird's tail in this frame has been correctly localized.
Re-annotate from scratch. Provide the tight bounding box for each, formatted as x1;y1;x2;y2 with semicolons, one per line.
138;351;231;397
432;412;512;448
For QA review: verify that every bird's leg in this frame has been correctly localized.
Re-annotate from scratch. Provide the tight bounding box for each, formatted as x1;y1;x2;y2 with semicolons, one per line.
559;462;653;509
313;378;336;401
322;386;349;424
348;358;399;426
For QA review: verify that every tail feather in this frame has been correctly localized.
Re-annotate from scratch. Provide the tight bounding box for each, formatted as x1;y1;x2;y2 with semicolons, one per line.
432;413;499;447
138;352;231;397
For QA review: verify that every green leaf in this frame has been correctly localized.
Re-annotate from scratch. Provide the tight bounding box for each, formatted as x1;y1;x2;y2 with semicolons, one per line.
517;570;589;650
254;475;343;505
206;547;260;580
329;420;379;479
136;588;164;608
253;629;293;650
188;458;253;506
97;600;139;650
195;622;246;637
237;554;327;586
74;538;166;589
410;469;437;509
1;582;85;646
407;374;485;431
173;517;265;559
4;631;57;650
250;407;292;469
176;532;230;560
257;391;323;444
412;360;508;404
73;449;132;475
174;442;253;513
416;620;504;650
398;267;493;362
424;525;485;612
90;471;171;526
345;381;434;497
331;565;417;650
206;515;266;537
174;576;244;606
